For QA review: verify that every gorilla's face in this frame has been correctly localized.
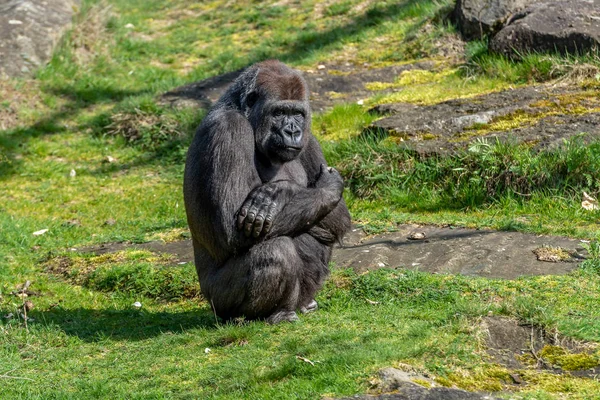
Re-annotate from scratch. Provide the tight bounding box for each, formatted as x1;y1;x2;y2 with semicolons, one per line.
249;96;309;163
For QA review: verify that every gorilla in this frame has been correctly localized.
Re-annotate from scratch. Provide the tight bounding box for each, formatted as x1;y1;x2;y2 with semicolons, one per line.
183;60;351;323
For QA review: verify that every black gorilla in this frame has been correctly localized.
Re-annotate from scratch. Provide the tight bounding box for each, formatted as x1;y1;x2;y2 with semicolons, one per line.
183;60;351;323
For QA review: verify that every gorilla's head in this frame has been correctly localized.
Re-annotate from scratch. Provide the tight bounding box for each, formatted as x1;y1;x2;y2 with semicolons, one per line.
242;60;311;163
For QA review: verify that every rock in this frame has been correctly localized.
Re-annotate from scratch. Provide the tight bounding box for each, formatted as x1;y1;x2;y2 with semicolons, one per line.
333;224;588;279
0;0;80;77
490;0;600;57
368;85;600;156
340;368;500;399
452;0;535;40
79;223;589;280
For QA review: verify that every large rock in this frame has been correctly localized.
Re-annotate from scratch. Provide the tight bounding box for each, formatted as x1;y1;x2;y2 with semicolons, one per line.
490;0;600;57
367;85;600;156
452;0;533;40
0;0;79;78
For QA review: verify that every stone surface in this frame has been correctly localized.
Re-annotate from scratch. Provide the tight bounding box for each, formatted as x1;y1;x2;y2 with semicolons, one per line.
490;0;600;57
337;384;499;400
335;225;587;279
452;0;534;40
159;62;434;112
368;85;600;155
482;316;600;378
0;0;79;78
82;224;589;280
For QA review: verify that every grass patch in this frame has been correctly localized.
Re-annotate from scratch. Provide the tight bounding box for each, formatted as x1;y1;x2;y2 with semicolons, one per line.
2;0;600;398
44;250;200;300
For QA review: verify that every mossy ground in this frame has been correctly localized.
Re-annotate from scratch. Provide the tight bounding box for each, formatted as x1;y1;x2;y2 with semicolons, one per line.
2;0;600;398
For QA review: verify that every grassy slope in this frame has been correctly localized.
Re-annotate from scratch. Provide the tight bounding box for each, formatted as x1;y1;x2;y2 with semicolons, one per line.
1;0;600;398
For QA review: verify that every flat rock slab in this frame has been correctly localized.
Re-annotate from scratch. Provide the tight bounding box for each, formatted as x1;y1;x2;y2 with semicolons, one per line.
337;225;586;279
159;62;434;112
491;0;600;57
0;0;79;77
82;225;588;280
369;85;600;155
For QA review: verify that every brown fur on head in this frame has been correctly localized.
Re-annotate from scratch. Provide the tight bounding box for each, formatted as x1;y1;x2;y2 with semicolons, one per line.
255;60;307;101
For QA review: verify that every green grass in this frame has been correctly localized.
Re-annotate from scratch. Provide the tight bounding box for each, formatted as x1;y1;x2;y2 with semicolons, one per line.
2;0;600;398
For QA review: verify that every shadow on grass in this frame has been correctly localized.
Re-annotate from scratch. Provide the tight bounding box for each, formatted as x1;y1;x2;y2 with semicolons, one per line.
0;85;147;179
39;306;218;341
0;0;443;180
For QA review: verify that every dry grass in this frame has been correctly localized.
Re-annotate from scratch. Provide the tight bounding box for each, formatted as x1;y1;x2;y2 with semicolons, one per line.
70;1;113;64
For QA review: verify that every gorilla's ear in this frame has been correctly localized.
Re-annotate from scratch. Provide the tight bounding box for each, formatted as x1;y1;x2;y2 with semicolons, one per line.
245;91;259;109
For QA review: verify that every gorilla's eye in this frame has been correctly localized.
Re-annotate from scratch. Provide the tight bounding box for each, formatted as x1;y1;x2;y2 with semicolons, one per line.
273;109;285;117
246;92;259;108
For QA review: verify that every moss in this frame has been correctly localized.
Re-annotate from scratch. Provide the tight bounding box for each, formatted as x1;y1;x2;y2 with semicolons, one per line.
411;378;432;388
533;246;574;262
145;228;190;242
458;90;600;138
539;345;600;371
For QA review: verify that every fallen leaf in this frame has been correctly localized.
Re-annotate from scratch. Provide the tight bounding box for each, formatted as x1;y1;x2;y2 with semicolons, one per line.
296;355;319;366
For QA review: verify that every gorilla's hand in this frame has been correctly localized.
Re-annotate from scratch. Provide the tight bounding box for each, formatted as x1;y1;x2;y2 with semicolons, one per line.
315;164;344;199
236;183;285;238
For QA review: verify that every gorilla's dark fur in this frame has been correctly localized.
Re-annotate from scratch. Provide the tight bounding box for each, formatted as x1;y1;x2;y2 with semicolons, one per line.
183;60;351;323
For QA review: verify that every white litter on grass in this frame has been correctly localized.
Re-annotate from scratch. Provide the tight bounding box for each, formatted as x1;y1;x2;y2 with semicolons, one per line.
204;348;211;354
9;20;23;25
132;302;142;308
69;169;76;178
582;191;599;211
33;229;48;236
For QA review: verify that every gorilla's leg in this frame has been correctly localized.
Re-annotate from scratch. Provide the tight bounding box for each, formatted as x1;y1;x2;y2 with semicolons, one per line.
203;236;302;323
293;233;332;313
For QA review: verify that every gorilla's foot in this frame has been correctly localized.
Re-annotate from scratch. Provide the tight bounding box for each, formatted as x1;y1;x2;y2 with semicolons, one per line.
300;300;318;314
266;310;299;324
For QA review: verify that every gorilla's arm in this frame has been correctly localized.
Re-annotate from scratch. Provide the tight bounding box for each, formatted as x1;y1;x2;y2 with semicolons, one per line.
299;136;352;244
184;110;263;260
236;165;344;239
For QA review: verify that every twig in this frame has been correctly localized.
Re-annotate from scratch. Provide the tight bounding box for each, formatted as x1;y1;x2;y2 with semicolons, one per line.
529;326;544;367
0;369;34;382
210;299;220;326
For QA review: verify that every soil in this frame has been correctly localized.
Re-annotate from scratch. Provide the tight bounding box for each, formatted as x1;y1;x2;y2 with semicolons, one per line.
158;61;435;112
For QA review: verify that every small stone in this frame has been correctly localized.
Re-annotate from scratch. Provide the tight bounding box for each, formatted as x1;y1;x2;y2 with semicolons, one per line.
356;99;364;105
104;218;116;226
408;232;426;240
105;156;116;163
317;64;326;70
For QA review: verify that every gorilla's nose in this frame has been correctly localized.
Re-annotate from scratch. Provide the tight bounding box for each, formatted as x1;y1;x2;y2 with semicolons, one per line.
282;125;302;147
